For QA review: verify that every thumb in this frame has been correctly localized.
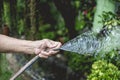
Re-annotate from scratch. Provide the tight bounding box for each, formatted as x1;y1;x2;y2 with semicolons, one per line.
34;48;41;54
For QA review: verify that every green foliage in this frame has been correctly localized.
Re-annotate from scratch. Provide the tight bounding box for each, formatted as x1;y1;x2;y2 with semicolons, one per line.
0;54;12;80
17;0;25;11
87;60;120;80
73;1;80;9
37;24;55;39
75;11;85;31
67;53;95;73
16;0;26;36
48;2;67;38
99;50;120;71
17;19;25;35
99;11;120;27
3;1;11;26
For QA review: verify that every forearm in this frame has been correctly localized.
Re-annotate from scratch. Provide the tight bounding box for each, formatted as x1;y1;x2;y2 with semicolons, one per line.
0;34;34;54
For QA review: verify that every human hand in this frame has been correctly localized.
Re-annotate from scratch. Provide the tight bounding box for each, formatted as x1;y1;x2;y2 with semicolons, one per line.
31;39;62;58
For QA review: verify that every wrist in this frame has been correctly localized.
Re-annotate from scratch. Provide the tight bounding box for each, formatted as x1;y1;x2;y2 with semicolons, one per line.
21;40;35;54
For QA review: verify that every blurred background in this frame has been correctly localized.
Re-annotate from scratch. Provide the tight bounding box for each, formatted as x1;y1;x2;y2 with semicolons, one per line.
0;0;120;80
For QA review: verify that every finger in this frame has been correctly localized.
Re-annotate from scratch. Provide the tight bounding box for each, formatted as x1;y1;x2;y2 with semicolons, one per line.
45;40;56;48
40;50;52;56
47;42;62;49
38;53;48;58
56;42;62;48
34;48;41;55
52;42;62;50
48;50;58;54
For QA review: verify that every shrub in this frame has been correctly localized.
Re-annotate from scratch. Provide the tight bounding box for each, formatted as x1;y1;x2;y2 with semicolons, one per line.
87;60;120;80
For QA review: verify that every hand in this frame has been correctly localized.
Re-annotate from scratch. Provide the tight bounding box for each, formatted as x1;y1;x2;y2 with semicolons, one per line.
31;39;62;58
